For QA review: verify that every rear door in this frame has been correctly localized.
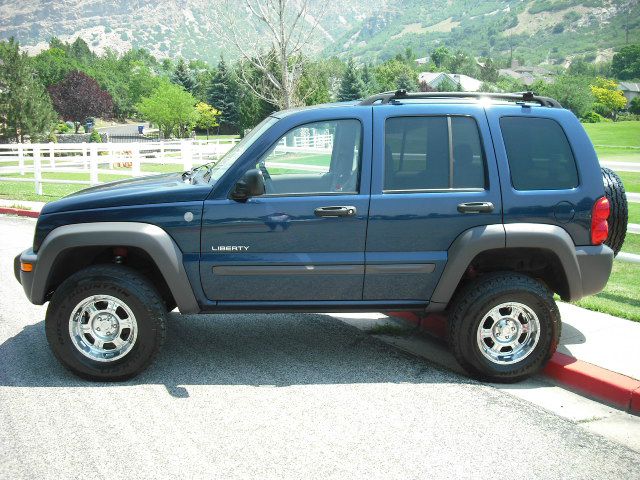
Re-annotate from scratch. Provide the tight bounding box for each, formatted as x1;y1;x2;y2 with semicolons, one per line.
199;109;372;303
364;103;503;301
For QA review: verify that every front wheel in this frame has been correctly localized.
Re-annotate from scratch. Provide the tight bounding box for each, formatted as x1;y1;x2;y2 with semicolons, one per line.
448;273;561;383
45;265;167;381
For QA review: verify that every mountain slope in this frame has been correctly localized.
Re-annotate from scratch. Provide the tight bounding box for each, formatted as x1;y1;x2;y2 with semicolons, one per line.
0;0;638;65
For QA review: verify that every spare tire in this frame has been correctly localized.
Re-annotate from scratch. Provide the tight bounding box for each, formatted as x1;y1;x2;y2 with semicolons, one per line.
601;167;628;256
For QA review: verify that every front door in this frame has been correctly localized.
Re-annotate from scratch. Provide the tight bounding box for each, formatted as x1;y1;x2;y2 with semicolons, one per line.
200;112;372;303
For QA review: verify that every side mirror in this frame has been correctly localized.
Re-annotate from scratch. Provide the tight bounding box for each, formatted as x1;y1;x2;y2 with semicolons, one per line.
230;168;266;202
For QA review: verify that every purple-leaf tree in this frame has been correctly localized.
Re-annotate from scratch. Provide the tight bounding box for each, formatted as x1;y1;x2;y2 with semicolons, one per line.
48;71;114;132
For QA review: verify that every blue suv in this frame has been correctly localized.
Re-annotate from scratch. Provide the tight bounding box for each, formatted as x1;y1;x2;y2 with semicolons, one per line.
14;91;626;382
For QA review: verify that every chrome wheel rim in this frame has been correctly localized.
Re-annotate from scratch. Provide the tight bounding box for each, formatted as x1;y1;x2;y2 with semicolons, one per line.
476;302;540;365
68;295;138;362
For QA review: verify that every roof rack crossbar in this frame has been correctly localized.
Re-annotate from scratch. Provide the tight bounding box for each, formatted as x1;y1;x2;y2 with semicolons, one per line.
359;90;562;108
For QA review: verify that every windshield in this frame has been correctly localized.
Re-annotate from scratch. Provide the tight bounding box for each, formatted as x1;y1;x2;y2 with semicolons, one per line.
207;116;279;184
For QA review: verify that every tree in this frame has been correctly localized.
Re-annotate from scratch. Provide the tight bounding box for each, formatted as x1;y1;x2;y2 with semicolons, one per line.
611;45;640;80
590;78;627;120
195;102;221;137
0;38;57;142
337;59;364;101
137;80;198;138
171;58;197;93
207;57;241;134
32;48;77;86
431;46;451;68
532;76;594;118
479;57;499;83
374;59;417;92
212;0;323;109
48;71;113;132
630;97;640;115
360;63;378;96
298;59;332;106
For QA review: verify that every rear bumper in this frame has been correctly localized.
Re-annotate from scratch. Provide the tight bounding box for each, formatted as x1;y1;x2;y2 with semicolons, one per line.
575;245;614;298
14;249;39;304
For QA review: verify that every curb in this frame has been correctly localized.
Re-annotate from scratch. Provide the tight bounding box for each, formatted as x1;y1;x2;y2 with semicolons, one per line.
388;311;640;415
0;207;40;218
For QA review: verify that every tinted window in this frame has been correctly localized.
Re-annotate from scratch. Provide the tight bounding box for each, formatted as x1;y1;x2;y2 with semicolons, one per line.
384;116;486;191
258;119;361;195
500;117;579;191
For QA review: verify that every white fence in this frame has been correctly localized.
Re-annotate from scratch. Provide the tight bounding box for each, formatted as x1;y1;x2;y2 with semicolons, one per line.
0;139;238;194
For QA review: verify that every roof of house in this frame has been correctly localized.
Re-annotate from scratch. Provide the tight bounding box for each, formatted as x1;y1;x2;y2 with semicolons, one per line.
418;72;483;92
619;82;640;93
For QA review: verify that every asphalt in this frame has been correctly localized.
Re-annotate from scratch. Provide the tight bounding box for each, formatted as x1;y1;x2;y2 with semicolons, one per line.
1;215;639;479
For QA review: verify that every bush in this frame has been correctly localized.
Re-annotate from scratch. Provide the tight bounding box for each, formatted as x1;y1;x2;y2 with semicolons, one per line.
630;97;640;115
56;122;70;133
581;111;604;123
46;132;58;143
580;112;604;123
89;130;102;143
616;112;640;122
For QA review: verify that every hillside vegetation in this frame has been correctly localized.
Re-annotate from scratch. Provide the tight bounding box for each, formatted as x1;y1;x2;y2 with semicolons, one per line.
0;0;638;66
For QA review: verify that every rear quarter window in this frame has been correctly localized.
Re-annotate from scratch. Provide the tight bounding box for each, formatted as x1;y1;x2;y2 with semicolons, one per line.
500;117;579;191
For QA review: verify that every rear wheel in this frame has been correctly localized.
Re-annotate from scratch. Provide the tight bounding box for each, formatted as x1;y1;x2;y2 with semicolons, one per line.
45;265;167;381
448;272;561;383
601;166;627;256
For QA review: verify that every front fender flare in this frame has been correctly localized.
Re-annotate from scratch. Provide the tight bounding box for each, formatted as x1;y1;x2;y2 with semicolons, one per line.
29;222;199;314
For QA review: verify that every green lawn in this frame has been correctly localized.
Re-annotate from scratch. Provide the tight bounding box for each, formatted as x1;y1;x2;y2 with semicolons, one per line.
268;152;331;167
575;261;640;323
621;232;640;255
583;121;640;164
583;121;640;147
629;203;640;225
195;134;240;141
0;163;198;201
617;171;640;193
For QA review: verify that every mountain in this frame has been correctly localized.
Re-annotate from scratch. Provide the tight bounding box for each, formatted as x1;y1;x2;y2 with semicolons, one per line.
0;0;638;66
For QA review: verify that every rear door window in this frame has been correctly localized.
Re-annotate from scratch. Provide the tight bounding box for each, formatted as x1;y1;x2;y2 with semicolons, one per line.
384;116;486;191
500;117;579;191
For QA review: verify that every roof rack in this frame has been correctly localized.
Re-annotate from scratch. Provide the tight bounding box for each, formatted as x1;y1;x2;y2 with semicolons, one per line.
359;90;562;108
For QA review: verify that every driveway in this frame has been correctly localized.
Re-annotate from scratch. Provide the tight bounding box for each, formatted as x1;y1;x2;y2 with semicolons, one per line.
1;215;639;479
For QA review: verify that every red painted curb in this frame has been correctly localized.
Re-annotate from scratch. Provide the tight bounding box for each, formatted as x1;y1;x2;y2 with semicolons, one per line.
387;312;640;414
0;207;40;218
543;352;640;414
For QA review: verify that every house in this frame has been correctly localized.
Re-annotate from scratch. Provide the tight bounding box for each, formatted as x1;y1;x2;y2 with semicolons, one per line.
619;82;640;105
414;57;430;66
498;61;556;86
418;72;483;92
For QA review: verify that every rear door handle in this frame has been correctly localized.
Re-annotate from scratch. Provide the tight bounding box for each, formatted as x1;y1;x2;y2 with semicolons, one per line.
457;202;494;214
314;206;357;217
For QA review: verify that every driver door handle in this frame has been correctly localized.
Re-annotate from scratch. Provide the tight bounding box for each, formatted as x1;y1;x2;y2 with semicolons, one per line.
457;202;494;214
314;206;357;217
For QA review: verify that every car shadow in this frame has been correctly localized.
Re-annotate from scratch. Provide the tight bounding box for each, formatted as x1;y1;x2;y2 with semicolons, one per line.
0;312;468;397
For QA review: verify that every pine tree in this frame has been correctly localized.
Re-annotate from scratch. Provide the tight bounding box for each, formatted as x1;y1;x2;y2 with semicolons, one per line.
171;58;197;94
361;63;377;96
0;38;57;142
338;58;364;102
206;57;241;134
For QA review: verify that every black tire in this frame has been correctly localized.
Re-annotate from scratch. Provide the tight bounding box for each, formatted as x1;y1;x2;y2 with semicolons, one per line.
448;272;561;383
601;166;628;256
45;264;167;381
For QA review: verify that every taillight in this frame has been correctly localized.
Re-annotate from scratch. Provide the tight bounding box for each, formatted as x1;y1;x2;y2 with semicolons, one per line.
591;196;610;245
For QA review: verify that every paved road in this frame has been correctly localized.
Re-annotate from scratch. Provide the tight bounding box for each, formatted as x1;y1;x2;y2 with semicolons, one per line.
601;161;640;172
97;122;150;135
1;215;639;480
